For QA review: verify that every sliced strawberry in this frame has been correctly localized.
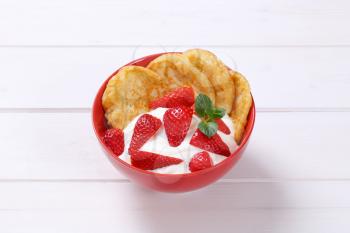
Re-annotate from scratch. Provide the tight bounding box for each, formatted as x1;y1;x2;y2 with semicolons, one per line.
163;106;193;147
150;87;195;109
103;128;124;156
149;96;169;109
216;118;231;135
189;151;213;172
128;114;162;152
130;150;183;170
190;129;231;157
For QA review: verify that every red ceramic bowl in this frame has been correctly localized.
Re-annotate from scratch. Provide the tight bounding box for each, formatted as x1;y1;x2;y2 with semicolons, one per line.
92;53;255;192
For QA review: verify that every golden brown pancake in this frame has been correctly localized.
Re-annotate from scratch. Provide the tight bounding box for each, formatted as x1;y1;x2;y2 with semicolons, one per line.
147;53;216;103
229;70;252;144
102;66;168;129
184;49;235;113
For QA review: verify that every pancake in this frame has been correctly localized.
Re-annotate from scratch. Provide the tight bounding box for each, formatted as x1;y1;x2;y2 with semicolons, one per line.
147;53;216;103
229;70;252;144
102;65;168;129
184;49;235;113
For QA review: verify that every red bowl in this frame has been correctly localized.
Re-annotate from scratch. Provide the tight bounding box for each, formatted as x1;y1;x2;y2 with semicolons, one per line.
92;53;255;192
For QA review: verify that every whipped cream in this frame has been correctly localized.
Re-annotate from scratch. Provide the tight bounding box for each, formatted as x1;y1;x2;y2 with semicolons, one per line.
119;108;237;174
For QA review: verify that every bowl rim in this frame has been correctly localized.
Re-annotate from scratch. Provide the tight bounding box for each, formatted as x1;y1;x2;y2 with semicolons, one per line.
92;52;256;178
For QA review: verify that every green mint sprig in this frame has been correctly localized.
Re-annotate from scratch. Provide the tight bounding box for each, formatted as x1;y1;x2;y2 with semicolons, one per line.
195;94;225;137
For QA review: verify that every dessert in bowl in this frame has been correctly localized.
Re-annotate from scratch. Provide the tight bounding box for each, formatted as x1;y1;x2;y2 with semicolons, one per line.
92;49;255;192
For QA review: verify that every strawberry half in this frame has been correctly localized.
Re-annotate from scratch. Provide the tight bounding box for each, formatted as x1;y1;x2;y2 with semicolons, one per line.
130;150;183;170
189;151;213;172
190;129;231;157
128;114;162;152
216;119;231;135
150;87;195;109
103;128;124;157
163;106;193;147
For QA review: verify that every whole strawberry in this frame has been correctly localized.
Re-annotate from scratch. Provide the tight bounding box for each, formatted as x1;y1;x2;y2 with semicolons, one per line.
163;106;193;147
103;128;124;157
190;129;231;157
189;151;213;172
128;114;162;153
130;150;183;170
150;87;195;109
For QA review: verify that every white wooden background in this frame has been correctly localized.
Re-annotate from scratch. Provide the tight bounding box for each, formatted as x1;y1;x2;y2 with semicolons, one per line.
1;0;350;232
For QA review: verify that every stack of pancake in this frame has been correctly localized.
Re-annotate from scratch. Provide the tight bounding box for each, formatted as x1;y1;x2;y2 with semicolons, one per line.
102;49;252;144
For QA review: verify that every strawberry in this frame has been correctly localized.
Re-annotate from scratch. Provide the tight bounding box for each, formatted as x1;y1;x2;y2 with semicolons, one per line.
163;106;193;147
190;129;231;157
150;87;195;109
128;114;162;152
103;128;124;157
216;118;231;134
189;151;213;172
130;150;183;170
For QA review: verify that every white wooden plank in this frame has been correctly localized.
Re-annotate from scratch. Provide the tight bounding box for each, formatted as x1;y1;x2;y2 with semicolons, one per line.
0;0;350;46
3;181;349;209
1;46;350;108
0;182;350;233
2;208;350;233
0;112;349;180
0;47;131;108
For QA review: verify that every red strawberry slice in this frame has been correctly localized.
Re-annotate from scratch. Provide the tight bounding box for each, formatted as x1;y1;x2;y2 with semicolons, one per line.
103;128;124;157
163;106;193;147
130;150;183;170
150;87;195;109
189;151;213;172
190;129;231;157
216;119;231;134
128;114;162;152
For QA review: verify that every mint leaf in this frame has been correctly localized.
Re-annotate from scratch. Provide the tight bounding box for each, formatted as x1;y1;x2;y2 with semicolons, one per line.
198;121;218;138
211;107;225;119
195;94;213;117
195;94;226;137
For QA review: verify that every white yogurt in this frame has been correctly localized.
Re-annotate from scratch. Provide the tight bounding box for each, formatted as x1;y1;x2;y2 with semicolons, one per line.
119;108;237;174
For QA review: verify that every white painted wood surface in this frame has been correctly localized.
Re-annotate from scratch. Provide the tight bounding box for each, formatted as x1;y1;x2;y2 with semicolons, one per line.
1;46;350;108
1;0;350;46
1;0;350;232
